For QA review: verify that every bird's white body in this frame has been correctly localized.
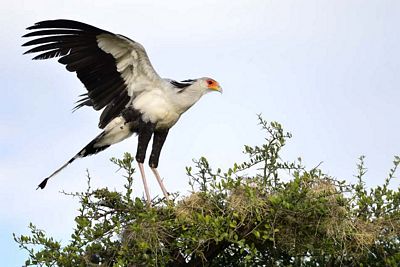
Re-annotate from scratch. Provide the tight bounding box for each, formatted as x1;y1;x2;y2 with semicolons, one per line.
132;87;181;128
97;81;209;147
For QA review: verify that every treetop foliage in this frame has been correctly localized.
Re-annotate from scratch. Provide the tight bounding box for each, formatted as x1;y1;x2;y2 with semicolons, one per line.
15;116;400;266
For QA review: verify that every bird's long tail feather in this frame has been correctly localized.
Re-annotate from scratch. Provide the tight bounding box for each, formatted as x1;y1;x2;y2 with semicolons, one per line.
37;132;109;189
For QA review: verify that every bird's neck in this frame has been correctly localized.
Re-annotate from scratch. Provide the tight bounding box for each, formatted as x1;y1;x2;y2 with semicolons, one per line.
172;85;207;114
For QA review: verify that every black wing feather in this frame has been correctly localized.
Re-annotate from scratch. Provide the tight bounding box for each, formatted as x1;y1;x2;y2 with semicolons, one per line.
26;19;105;33
22;29;83;38
33;49;69;60
23;19;130;129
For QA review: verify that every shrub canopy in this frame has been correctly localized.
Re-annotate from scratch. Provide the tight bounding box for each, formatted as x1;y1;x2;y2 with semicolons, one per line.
15;116;400;266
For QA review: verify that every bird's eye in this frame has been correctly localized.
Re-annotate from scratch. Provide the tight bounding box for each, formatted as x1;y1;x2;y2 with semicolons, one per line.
207;80;213;85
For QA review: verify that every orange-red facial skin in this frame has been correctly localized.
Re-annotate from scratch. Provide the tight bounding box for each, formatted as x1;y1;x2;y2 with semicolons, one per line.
206;79;221;91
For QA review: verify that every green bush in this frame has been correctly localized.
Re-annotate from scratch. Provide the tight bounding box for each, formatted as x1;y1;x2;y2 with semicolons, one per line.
14;116;400;266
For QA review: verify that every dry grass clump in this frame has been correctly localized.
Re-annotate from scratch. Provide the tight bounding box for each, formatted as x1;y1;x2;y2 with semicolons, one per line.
312;179;379;252
175;192;216;222
122;219;168;251
311;178;337;195
227;182;268;220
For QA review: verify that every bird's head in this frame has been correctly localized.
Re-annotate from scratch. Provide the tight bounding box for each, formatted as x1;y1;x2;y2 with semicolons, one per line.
198;77;222;94
173;77;222;113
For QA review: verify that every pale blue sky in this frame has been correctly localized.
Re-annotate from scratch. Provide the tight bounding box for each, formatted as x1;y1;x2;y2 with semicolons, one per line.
1;0;399;265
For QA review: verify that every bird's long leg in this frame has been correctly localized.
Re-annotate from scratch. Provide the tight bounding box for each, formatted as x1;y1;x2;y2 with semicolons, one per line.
136;123;155;205
151;167;169;200
149;130;170;202
138;162;151;204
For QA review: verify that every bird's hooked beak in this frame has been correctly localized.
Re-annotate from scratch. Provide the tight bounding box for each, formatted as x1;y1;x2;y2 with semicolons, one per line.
212;86;223;94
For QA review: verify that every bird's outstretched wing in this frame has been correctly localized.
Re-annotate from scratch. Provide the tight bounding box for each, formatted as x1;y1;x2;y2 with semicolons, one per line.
22;19;162;128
